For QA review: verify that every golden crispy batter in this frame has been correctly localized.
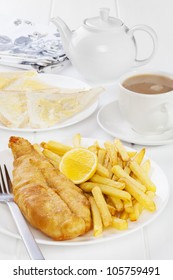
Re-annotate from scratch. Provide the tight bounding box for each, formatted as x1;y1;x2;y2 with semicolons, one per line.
31;159;91;232
9;136;91;240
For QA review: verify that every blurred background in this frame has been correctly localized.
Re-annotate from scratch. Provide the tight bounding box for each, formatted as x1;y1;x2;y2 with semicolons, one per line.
0;0;172;71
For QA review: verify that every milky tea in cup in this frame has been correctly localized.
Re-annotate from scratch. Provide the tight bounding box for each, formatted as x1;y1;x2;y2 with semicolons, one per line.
118;71;173;135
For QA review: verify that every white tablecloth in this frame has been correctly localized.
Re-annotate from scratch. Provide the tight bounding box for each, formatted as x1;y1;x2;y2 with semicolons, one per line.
0;64;172;260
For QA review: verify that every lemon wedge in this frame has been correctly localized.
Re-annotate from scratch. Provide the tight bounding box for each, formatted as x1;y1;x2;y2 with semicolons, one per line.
59;148;98;184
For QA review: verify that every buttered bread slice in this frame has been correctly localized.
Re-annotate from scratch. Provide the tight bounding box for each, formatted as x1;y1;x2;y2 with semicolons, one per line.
26;87;104;128
0;91;28;128
0;71;104;129
0;70;37;90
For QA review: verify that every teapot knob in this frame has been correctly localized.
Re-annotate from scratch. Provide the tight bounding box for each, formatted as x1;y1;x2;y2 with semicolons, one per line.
100;8;110;22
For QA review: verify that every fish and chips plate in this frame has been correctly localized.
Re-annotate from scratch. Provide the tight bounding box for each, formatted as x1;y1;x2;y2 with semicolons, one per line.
0;135;169;245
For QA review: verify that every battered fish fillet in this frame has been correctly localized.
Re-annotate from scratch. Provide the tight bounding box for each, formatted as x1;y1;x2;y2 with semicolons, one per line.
9;136;91;241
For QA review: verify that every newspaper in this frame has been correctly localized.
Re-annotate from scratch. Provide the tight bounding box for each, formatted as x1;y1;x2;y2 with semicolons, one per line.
0;16;69;72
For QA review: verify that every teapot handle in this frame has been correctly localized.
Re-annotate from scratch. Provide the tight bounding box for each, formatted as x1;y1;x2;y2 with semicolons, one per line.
128;25;158;67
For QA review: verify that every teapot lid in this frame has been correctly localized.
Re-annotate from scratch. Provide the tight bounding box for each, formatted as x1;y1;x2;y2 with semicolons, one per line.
84;8;123;30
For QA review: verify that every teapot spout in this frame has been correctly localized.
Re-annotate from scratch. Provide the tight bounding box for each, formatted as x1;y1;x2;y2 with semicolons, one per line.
51;17;72;58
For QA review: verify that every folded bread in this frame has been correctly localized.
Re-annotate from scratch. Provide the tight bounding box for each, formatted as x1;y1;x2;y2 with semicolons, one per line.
4;76;52;91
0;70;38;127
0;85;103;128
0;91;28;128
0;70;37;90
26;87;103;128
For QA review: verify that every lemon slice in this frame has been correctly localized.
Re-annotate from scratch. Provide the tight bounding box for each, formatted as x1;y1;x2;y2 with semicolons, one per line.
59;148;98;184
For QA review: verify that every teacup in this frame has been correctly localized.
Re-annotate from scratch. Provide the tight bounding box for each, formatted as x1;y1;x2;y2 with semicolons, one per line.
118;70;173;135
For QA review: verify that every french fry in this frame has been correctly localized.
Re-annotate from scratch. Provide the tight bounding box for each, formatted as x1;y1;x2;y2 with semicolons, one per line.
107;204;117;216
96;163;109;178
117;156;123;168
72;133;81;147
88;141;100;154
80;182;131;201
88;145;97;154
43;149;61;166
97;148;106;165
94;141;100;149
124;199;133;214
146;190;156;199
105;196;115;207
129;201;143;221
107;161;114;178
90;174;125;189
104;141;118;166
114;139;130;162
141;159;151;175
108;196;124;212
124;166;131;175
112;217;128;230
79;182;95;192
103;151;110;168
129;161;156;192
112;165;146;192
132;148;146;165
112;174;119;181
128;151;137;158
92;186;112;227
120;177;156;212
89;196;103;236
42;140;72;156
120;210;129;220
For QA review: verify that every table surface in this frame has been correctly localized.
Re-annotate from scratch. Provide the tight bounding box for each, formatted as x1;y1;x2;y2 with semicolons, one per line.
0;64;172;260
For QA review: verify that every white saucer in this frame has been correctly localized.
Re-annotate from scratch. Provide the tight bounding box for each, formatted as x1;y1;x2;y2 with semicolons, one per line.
97;100;173;146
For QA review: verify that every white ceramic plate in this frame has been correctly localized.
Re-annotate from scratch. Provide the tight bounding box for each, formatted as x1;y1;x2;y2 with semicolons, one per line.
97;100;173;146
0;137;170;246
0;73;98;132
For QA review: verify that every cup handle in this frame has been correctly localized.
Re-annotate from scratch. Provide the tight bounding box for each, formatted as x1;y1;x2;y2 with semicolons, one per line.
161;103;173;131
128;25;158;67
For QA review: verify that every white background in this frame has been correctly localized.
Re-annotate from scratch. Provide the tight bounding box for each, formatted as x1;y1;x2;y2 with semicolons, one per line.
0;0;172;71
0;0;173;264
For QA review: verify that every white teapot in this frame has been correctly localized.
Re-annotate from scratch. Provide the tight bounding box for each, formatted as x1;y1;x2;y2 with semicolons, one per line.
51;8;157;84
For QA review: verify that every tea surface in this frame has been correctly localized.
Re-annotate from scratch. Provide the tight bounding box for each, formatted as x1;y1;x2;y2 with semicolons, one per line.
123;74;173;94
